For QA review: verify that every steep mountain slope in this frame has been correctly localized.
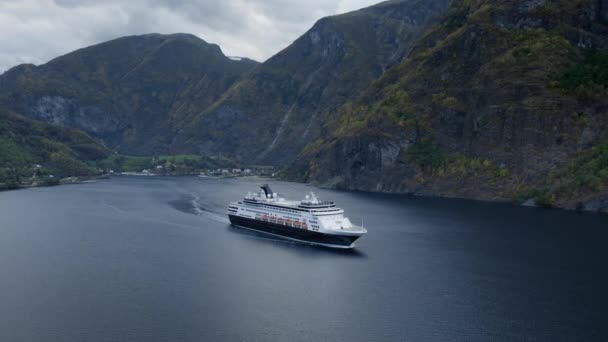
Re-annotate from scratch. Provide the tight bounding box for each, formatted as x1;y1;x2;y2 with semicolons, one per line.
173;0;452;164
0;33;258;154
0;109;109;187
293;0;608;211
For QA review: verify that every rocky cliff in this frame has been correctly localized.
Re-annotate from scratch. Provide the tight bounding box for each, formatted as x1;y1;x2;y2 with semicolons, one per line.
292;0;608;212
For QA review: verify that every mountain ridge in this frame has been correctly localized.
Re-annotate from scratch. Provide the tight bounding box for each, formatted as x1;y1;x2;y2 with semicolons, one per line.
170;0;453;164
0;32;259;154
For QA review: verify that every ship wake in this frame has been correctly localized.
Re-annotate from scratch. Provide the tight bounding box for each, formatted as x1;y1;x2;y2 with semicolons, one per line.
169;194;230;224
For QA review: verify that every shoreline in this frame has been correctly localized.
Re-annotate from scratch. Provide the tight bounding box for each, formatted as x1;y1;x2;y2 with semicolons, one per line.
2;174;606;216
283;178;608;216
0;175;110;192
0;173;270;192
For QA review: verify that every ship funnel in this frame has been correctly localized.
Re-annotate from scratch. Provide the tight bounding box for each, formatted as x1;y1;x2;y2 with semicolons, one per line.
260;184;274;198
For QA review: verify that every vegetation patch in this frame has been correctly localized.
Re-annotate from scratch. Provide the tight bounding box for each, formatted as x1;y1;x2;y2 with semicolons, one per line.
500;29;574;74
556;49;608;98
0;110;109;186
334;103;370;137
548;144;608;201
379;87;417;127
406;142;446;172
514;144;608;207
439;154;509;180
97;154;238;174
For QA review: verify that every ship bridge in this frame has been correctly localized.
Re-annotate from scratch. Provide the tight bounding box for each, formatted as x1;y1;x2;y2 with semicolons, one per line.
297;200;336;209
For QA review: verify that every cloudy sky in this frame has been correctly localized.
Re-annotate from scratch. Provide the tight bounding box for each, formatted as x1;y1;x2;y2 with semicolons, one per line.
0;0;380;72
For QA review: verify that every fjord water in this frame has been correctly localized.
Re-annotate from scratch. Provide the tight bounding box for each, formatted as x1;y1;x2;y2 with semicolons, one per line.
0;177;606;342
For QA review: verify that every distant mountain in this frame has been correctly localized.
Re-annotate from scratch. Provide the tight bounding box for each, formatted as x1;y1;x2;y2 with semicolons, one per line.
172;0;452;164
0;109;109;187
292;0;608;211
0;33;258;155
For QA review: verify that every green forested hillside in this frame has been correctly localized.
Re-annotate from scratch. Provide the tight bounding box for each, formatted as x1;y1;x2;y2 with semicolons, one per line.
0;109;109;188
292;0;608;211
0;109;238;188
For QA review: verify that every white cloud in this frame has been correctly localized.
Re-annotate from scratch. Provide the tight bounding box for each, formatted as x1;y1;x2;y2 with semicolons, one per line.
0;0;381;72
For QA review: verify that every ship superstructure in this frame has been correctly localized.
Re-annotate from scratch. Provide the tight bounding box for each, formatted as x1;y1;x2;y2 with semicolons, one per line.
227;184;366;248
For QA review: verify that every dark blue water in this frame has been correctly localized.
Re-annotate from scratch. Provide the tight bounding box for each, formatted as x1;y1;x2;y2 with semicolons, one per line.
0;176;606;341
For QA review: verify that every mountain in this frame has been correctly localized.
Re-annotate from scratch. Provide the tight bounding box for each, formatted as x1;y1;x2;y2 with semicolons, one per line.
0;33;258;155
291;0;608;211
0;1;452;163
2;0;605;211
0;109;109;187
172;0;452;165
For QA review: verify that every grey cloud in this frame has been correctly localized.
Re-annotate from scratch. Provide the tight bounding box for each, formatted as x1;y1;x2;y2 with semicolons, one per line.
0;0;380;72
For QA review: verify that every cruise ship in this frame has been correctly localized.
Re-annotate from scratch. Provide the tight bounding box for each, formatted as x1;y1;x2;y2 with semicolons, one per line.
227;185;367;248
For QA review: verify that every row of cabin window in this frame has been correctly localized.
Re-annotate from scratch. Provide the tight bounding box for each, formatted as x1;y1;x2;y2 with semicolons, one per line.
246;208;301;220
260;205;300;214
310;209;341;213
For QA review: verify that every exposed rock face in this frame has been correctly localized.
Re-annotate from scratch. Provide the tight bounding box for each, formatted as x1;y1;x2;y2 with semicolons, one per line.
293;0;608;211
173;0;453;164
580;195;608;213
0;33;258;154
319;137;419;193
27;96;121;135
